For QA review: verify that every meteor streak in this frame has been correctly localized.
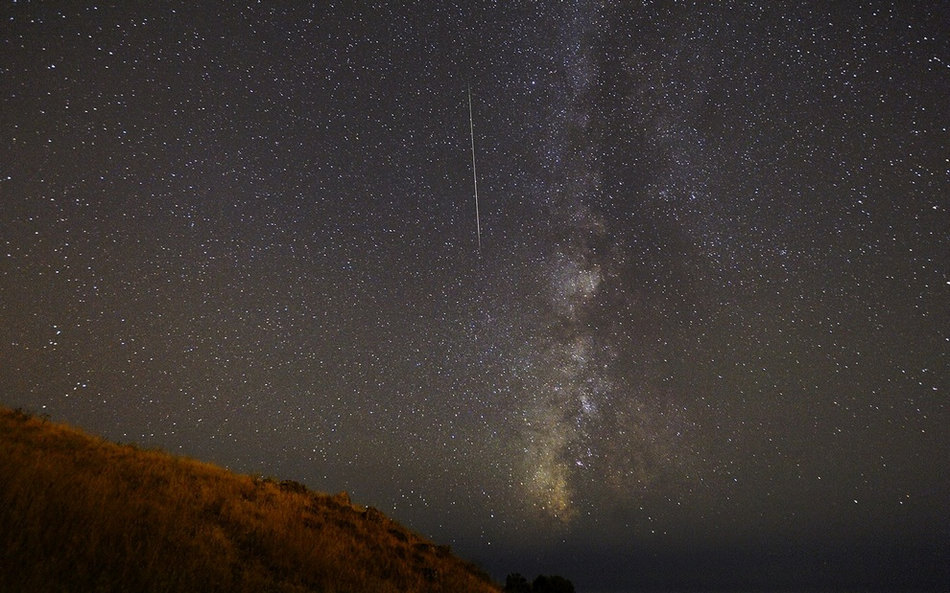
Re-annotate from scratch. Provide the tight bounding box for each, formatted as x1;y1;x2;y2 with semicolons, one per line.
468;87;481;252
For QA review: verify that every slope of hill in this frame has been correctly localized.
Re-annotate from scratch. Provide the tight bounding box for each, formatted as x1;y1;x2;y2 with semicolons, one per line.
0;406;501;593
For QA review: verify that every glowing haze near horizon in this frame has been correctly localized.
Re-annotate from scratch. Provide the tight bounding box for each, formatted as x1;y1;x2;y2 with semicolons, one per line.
2;3;948;591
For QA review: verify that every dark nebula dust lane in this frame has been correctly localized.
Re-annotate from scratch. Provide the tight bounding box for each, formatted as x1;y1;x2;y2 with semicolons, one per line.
2;2;948;590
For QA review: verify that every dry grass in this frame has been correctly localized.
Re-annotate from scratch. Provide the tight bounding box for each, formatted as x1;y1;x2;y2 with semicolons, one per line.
0;406;501;593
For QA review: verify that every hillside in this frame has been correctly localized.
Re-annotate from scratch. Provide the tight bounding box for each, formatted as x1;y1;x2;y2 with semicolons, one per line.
0;406;501;593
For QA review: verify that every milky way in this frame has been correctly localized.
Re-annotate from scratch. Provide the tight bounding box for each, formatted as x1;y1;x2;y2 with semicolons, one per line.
2;3;948;590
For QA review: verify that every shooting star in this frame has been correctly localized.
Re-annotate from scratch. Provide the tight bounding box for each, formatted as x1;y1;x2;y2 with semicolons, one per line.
468;87;481;251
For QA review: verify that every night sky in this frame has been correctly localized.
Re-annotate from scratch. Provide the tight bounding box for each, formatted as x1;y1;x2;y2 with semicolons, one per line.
2;2;948;591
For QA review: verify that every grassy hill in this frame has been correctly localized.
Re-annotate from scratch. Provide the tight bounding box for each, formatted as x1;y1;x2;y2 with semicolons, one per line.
0;406;501;593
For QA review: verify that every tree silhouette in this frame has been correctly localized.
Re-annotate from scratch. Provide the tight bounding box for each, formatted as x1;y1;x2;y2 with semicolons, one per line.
533;574;575;593
504;573;575;593
504;573;531;593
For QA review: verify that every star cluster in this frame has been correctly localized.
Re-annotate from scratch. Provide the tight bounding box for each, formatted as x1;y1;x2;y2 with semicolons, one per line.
2;2;948;590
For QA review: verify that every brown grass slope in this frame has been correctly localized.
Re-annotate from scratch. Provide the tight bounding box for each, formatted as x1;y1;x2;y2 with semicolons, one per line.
0;407;501;593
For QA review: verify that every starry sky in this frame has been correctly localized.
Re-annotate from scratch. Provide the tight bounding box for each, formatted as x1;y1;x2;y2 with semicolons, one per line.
2;2;948;591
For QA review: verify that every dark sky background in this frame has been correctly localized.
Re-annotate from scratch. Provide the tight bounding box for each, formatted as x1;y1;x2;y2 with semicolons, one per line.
2;2;948;591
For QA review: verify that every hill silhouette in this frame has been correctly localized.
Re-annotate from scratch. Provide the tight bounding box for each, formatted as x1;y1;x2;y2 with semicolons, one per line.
0;406;501;593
